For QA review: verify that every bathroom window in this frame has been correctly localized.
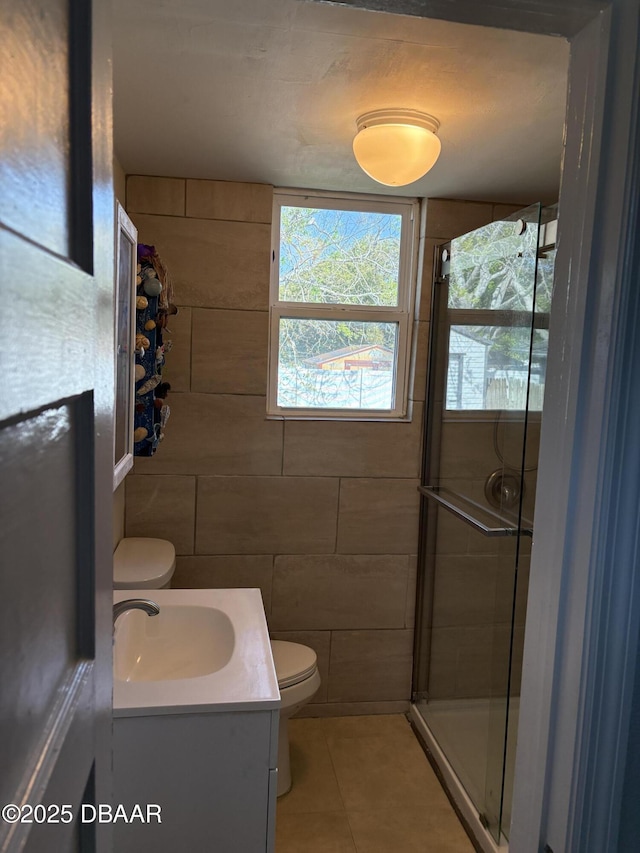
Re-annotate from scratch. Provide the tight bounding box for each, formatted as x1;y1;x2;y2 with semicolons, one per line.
268;190;419;419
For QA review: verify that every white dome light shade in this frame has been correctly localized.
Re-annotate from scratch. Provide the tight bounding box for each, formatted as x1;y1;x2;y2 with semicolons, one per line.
352;109;441;187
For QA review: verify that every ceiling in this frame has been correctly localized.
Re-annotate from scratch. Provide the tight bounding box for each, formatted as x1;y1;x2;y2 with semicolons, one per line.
112;0;570;203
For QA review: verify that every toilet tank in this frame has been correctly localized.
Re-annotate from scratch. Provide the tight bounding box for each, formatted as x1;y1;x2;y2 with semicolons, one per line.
113;537;176;590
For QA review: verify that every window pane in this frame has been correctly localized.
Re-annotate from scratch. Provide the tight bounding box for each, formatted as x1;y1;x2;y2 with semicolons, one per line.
446;325;548;411
279;206;402;306
277;318;398;410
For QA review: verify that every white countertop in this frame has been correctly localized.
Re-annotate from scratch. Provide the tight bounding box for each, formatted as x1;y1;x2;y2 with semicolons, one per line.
113;588;280;718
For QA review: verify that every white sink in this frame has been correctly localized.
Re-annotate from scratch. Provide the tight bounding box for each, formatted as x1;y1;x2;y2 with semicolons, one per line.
113;588;280;717
115;604;235;682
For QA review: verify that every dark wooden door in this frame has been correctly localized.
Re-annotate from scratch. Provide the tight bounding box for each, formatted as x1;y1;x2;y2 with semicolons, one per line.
0;1;114;851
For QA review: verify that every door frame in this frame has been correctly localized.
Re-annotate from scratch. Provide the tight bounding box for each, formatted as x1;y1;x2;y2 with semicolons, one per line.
510;2;640;850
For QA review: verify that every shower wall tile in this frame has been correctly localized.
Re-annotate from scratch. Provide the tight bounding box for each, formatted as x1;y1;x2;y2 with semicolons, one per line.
159;306;191;392
514;557;530;625
132;393;282;476
173;554;274;615
492;202;528;221
269;630;330;703
428;624;512;699
337;478;420;554
283;408;423;478
328;630;414;703
270;555;409;631
432;554;514;628
196;476;339;555
408;322;430;402
434;509;470;555
131;213;270;310
127;175;185;216
405;556;418;629
424;199;494;241
439;421;497;479
416;238;440;321
186;179;272;224
191;308;268;395
125;474;196;555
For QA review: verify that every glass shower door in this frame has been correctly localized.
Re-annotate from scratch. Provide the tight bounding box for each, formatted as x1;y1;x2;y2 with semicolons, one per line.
413;203;551;842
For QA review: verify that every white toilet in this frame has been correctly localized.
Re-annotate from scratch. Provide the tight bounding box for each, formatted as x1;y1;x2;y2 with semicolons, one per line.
270;640;321;797
113;537;176;589
113;543;317;796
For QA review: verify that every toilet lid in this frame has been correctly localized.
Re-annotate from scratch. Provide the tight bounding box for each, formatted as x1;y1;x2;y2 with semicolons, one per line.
270;640;318;689
114;537;176;589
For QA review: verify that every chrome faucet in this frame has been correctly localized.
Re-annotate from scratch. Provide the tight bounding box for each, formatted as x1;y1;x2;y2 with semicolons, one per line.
113;598;160;628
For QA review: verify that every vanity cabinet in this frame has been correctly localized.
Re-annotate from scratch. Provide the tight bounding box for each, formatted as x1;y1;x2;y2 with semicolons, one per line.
113;708;279;852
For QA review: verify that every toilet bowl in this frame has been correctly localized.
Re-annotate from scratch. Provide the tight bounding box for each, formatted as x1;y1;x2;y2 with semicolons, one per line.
113;537;176;589
270;640;321;797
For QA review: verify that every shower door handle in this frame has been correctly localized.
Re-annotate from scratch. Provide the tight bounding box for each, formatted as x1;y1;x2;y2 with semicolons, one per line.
418;485;532;537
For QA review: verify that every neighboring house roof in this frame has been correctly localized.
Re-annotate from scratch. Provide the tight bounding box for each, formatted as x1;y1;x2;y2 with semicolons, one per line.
304;344;394;367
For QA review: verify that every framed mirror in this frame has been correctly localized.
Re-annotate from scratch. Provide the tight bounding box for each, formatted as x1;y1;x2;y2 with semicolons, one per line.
113;202;138;490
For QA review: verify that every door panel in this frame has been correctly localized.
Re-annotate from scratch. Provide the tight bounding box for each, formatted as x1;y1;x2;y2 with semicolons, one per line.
0;0;71;257
0;0;113;850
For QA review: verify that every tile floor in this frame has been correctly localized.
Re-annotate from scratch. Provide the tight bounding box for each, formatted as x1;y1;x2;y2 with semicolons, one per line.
276;714;476;853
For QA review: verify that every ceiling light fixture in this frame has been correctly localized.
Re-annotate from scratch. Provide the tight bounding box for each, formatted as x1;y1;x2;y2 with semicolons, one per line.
352;109;441;187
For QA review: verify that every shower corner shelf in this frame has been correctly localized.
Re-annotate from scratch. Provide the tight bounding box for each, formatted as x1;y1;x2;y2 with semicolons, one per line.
418;485;533;538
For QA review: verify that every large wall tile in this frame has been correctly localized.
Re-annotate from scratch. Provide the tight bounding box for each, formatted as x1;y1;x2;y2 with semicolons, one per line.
186;179;272;224
283;407;422;478
191;308;268;395
160;306;191;392
131;214;270;310
173;555;274;615
424;199;494;240
270;555;409;631
408;321;429;402
405;556;418;629
132;394;282;476
269;630;330;703
328;630;414;702
337;479;420;554
439;421;497;479
432;554;514;628
125;474;195;555
113;481;125;551
127;176;185;216
492;202;528;221
416;238;441;321
428;623;512;699
196;477;339;554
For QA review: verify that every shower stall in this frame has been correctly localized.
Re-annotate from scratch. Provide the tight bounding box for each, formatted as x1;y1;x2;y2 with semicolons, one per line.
410;204;557;848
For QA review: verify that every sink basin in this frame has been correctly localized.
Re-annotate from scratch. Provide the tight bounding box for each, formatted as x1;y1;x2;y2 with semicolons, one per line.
112;588;280;718
115;604;235;682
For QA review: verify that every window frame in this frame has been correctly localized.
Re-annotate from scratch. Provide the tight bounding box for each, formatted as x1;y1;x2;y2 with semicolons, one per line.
267;188;420;420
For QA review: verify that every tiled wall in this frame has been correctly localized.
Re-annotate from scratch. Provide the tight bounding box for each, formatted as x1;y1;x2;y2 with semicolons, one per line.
123;175;524;714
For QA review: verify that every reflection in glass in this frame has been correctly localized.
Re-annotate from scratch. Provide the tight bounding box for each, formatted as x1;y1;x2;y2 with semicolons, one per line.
446;325;549;411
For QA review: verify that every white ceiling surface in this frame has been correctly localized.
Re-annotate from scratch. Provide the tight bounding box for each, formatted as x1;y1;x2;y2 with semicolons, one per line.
112;0;569;203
